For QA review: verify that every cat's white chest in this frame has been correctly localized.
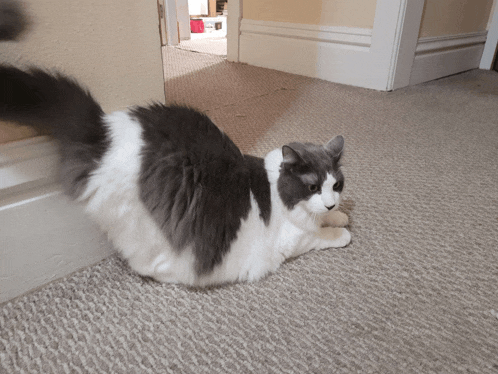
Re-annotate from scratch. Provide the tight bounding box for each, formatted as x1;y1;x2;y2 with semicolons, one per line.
199;194;283;285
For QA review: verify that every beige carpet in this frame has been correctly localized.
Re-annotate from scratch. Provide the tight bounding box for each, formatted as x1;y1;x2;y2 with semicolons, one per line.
2;47;498;373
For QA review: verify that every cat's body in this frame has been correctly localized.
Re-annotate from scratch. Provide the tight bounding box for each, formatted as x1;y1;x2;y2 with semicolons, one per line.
0;66;351;286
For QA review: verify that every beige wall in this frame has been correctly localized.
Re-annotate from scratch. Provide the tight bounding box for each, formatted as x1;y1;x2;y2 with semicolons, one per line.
243;0;377;28
419;0;495;37
0;0;165;113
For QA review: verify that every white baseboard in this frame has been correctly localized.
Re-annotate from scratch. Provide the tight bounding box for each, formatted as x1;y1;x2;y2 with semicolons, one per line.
0;137;114;304
0;136;59;196
410;31;487;85
238;19;387;90
240;19;372;46
0;184;114;304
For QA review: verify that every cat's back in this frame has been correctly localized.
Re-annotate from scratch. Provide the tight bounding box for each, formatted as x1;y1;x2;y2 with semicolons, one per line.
82;104;275;283
131;104;257;274
132;104;242;165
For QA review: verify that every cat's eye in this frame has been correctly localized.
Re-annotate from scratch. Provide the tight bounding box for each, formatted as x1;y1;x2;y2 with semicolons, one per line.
333;181;343;191
308;184;319;193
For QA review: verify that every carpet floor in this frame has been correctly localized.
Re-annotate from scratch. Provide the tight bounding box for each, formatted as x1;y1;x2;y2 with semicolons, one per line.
1;47;498;373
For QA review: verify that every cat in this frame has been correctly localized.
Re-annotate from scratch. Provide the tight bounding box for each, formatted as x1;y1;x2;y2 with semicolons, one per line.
0;66;351;286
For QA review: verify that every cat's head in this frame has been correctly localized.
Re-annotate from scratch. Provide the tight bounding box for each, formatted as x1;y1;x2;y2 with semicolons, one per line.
277;136;344;215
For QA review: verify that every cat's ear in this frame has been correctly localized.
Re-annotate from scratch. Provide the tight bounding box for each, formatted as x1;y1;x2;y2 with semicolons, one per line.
324;135;344;159
282;145;303;165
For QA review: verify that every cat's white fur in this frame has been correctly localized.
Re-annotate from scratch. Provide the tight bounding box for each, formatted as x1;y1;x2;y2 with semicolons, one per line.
79;111;351;286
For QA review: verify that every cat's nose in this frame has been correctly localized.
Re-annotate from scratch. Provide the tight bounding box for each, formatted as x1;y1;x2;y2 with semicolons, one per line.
326;205;335;211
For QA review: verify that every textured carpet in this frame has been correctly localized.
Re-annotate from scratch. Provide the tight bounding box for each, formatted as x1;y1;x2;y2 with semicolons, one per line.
1;48;498;373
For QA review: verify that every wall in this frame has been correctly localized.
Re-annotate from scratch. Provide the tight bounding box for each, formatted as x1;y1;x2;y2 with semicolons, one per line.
0;0;165;113
243;0;377;29
419;0;495;37
188;0;209;16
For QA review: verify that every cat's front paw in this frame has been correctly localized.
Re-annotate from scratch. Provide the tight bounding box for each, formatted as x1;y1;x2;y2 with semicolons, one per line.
317;227;351;248
321;210;349;227
335;228;351;247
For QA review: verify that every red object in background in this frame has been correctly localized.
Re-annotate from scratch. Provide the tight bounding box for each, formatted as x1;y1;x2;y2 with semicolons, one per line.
190;19;204;33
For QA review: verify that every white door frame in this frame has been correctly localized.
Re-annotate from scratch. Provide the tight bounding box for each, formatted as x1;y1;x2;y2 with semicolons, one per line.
164;0;179;46
371;0;425;90
480;2;498;69
227;0;242;62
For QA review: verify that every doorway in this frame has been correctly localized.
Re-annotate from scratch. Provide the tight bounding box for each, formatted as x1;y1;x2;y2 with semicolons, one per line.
176;0;228;58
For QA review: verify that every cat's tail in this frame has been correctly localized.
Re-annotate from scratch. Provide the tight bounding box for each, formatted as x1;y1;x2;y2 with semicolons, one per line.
0;65;109;197
0;0;29;41
0;65;106;144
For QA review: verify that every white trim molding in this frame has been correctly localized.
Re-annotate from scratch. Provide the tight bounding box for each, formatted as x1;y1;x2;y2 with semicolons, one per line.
240;19;372;47
0;137;113;304
0;136;59;198
0;184;114;304
164;0;179;46
410;31;488;85
378;0;425;90
226;0;243;62
416;31;488;54
480;3;498;69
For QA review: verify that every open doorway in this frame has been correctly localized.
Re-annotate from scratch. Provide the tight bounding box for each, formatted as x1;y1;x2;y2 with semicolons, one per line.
177;0;228;57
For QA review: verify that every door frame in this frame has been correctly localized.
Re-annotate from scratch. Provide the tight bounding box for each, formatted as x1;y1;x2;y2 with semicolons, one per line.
369;0;425;90
480;1;498;69
227;0;242;62
163;0;180;46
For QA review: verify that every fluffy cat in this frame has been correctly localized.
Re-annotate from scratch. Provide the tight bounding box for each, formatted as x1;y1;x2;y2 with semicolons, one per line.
0;66;351;286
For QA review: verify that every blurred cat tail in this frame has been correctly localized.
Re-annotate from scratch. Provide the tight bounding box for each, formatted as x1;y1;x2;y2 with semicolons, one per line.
0;0;29;41
0;65;105;139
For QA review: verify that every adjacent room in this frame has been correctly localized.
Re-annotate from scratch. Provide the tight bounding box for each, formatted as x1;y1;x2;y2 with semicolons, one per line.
175;0;228;56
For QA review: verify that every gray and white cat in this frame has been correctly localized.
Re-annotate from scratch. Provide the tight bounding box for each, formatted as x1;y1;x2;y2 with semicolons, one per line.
0;66;351;286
